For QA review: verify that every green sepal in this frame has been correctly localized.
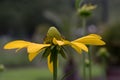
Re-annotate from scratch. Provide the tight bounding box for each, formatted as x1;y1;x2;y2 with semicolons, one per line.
51;45;56;50
42;47;51;58
59;47;67;59
50;46;58;63
78;9;91;17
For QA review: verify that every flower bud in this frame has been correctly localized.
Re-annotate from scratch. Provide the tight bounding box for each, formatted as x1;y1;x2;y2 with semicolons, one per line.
85;59;90;67
78;4;96;17
97;47;109;58
0;64;5;72
44;26;62;43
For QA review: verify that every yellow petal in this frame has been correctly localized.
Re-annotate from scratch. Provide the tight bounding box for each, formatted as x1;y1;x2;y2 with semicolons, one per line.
47;54;53;73
70;42;88;53
27;43;50;53
27;43;50;61
74;34;105;45
4;40;31;50
89;34;102;39
28;51;41;61
70;44;82;53
53;38;70;46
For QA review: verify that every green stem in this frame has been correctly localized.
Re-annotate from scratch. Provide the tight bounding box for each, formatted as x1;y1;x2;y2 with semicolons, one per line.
53;52;58;80
88;46;92;80
102;58;107;80
82;17;87;80
82;17;87;35
82;52;86;80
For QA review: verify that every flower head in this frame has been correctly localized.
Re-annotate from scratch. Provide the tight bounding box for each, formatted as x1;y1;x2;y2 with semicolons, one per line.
4;26;105;72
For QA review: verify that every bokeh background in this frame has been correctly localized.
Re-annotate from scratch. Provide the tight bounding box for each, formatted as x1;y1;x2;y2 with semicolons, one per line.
0;0;120;80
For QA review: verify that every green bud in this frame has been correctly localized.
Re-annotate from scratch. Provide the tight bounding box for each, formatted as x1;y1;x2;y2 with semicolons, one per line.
97;47;109;58
47;27;61;39
44;26;62;44
0;64;5;72
78;4;96;17
85;59;90;67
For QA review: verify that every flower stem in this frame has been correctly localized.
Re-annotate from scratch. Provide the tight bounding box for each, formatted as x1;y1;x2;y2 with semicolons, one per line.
53;51;58;80
82;17;87;35
82;52;86;80
102;57;107;80
88;46;92;80
82;17;87;80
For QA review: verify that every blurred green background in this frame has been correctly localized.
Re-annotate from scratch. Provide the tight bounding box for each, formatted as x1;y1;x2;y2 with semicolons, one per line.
0;0;120;80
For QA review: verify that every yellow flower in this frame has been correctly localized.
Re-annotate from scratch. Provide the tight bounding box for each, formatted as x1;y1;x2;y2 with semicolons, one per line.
3;26;105;73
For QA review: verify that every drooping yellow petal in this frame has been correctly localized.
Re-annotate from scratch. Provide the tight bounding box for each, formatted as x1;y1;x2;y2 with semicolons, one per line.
53;38;70;46
70;42;88;53
88;34;102;39
74;34;105;45
28;51;41;61
53;38;88;53
47;54;53;73
27;43;50;53
27;43;50;61
81;39;105;45
75;34;102;41
70;43;82;53
4;40;31;51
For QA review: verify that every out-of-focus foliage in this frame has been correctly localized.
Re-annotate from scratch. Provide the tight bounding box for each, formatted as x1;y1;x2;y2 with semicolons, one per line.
0;0;73;38
104;23;120;66
0;68;51;80
0;50;30;66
